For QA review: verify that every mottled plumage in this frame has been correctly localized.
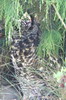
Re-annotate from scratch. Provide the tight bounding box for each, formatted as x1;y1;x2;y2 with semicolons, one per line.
10;13;60;100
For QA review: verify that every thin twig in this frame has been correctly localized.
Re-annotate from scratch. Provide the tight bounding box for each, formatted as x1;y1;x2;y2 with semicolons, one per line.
52;4;66;29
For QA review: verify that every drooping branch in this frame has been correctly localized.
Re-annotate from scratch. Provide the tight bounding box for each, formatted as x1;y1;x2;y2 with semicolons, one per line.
52;4;66;29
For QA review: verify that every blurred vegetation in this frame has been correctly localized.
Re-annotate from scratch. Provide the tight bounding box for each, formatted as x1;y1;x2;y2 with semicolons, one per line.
0;0;66;59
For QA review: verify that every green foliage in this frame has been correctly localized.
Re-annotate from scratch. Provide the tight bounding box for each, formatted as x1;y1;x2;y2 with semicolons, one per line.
0;0;4;20
36;0;66;58
55;0;66;20
37;30;62;57
0;0;22;44
54;67;66;82
40;0;66;22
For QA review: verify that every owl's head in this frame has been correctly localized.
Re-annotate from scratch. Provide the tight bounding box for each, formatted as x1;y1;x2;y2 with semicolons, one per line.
21;12;32;30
